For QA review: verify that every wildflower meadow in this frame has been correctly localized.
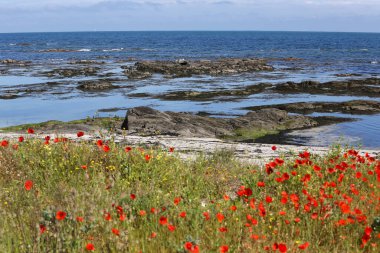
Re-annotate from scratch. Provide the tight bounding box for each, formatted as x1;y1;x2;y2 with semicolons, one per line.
0;129;379;252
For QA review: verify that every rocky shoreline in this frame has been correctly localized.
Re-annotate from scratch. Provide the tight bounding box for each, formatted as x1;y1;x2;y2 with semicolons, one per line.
1;57;380;148
0;106;355;143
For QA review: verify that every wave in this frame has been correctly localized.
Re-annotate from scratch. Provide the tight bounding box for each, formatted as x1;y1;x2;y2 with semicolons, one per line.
39;48;91;53
77;48;91;52
130;47;156;52
371;61;378;64
102;48;124;52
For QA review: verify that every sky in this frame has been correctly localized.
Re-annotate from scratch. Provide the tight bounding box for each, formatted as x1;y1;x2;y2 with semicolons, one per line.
0;0;379;33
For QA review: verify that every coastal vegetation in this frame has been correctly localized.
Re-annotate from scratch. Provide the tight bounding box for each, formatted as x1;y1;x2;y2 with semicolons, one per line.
0;130;379;252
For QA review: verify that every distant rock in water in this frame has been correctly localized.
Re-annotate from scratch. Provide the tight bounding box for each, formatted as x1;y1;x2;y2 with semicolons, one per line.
44;67;100;77
122;58;274;79
0;59;31;66
243;100;380;115
273;78;380;97
77;80;120;91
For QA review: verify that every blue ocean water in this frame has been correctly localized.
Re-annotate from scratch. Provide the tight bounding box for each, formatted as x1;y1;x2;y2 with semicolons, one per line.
0;31;380;147
0;31;379;69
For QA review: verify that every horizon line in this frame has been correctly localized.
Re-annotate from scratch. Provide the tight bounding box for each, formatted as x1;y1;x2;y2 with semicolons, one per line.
1;30;380;35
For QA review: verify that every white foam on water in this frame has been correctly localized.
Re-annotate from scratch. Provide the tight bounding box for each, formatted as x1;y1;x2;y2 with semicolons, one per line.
102;48;124;52
77;48;91;52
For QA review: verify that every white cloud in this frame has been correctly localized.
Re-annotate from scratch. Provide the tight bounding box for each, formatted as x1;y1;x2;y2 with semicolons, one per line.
0;0;379;32
1;0;380;9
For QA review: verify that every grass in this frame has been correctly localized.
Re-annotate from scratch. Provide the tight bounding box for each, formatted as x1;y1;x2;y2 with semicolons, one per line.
222;128;281;142
0;132;379;252
0;116;123;133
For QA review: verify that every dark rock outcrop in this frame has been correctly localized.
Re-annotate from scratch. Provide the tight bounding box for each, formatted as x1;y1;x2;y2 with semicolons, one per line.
77;80;119;91
122;107;318;138
0;59;31;66
44;67;100;77
243;100;380;115
0;93;20;99
153;83;272;101
273;78;380;97
122;58;274;79
69;60;105;65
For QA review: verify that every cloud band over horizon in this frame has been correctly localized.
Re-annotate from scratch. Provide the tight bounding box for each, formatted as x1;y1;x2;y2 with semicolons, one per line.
0;0;379;33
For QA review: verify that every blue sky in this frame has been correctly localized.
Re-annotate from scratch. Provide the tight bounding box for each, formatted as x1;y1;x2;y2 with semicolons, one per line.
0;0;379;33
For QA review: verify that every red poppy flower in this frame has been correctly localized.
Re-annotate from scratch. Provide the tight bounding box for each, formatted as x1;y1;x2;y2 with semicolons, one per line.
104;212;112;221
18;136;24;142
130;194;136;200
278;243;287;252
220;245;229;253
125;146;132;152
103;145;110;152
150;232;157;238
24;180;33;191
184;242;193;250
1;140;9;147
219;227;228;232
159;216;168;225
230;205;237;211
56;211;67;221
169;147;175;152
179;211;186;218
77;131;84;137
27;128;34;134
216;213;224;223
96;140;103;146
294;217;301;223
298;242;309;250
184;242;199;253
145;154;151;161
76;216;84;222
39;224;46;234
174;197;181;205
86;243;95;251
265;196;273;203
257;182;265;187
203;212;210;220
271;145;277;151
167;224;176;232
119;214;126;221
139;210;147;216
251;234;260;240
112;228;120;236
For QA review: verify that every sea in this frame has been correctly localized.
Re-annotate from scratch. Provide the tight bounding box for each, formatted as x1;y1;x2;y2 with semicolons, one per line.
0;31;379;147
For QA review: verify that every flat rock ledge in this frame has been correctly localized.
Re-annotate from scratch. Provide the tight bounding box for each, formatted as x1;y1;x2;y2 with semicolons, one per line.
243;100;380;115
123;58;274;79
77;80;120;91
